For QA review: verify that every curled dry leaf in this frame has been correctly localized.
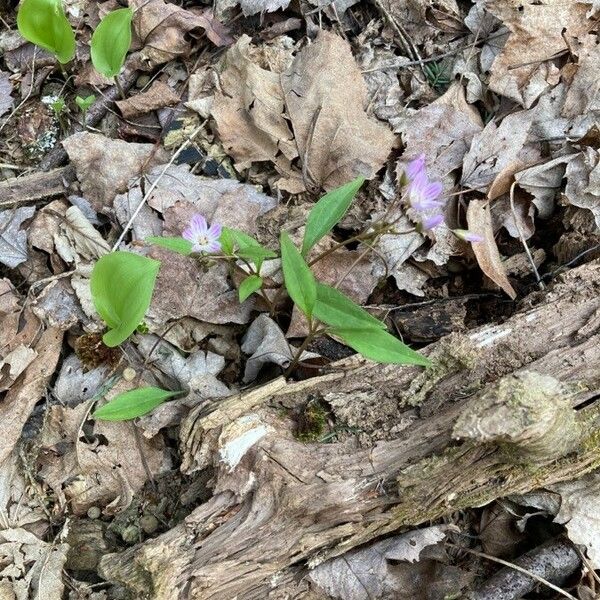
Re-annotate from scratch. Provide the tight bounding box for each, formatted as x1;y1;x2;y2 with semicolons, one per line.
62;132;168;211
242;314;318;382
486;0;590;108
116;80;180;119
131;0;230;69
467;199;516;299
461;109;541;198
514;154;576;219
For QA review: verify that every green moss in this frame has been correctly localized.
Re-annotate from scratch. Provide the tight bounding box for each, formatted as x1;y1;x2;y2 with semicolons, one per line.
295;399;329;442
401;336;480;407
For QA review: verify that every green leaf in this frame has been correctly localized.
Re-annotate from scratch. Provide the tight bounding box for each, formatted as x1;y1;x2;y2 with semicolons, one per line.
90;7;133;78
238;275;263;302
90;251;160;347
75;94;96;111
17;0;76;64
93;387;179;421
222;227;277;270
280;231;316;318
331;327;430;366
146;236;193;256
302;177;365;256
313;283;385;331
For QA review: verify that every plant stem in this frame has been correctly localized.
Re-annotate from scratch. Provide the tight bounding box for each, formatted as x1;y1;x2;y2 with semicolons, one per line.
285;318;319;377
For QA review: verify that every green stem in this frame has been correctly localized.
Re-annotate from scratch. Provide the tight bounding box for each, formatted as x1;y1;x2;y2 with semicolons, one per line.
285;318;321;377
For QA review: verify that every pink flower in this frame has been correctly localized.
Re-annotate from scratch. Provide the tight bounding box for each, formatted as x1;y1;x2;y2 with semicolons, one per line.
453;229;484;243
182;214;222;253
421;214;444;231
406;154;426;181
407;171;444;212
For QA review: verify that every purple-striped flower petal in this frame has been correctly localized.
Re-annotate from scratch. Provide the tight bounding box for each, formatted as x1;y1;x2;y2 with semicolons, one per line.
453;229;483;243
207;222;222;239
190;214;208;234
406;154;426;181
422;214;444;231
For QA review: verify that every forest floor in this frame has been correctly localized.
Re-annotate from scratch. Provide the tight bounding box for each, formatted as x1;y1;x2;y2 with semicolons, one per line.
1;0;600;598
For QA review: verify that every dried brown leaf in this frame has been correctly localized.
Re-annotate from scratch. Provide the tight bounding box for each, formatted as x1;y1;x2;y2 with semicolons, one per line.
281;31;395;191
116;80;180;119
563;34;600;117
467;199;516;299
564;147;600;228
0;206;35;268
38;397;171;515
63;132;168;211
131;0;229;68
0;327;63;467
211;36;297;173
0;70;13;117
487;0;590;107
309;526;454;600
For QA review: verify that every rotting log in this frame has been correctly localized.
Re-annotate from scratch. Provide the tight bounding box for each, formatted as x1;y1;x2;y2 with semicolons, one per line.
99;260;600;599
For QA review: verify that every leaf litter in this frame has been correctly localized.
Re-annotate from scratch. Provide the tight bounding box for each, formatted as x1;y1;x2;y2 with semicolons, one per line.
1;0;600;597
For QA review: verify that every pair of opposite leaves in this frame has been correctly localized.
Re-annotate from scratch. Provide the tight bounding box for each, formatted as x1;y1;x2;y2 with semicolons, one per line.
17;0;132;77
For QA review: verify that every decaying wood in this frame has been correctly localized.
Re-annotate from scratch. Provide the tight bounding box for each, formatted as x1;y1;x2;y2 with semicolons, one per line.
467;537;580;600
0;166;76;209
100;261;600;599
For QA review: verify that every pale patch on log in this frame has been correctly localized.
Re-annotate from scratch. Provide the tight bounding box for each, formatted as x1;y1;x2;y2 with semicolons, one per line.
99;261;600;599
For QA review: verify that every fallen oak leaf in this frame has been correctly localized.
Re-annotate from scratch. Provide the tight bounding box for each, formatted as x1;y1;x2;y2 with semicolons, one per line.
467;199;517;299
281;31;395;192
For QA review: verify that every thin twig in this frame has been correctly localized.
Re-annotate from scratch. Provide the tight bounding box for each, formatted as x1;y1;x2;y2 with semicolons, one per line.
445;543;577;600
112;122;205;251
509;181;544;289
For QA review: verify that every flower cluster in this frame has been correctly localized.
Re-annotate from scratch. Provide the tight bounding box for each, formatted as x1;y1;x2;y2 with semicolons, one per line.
182;215;222;254
403;154;483;242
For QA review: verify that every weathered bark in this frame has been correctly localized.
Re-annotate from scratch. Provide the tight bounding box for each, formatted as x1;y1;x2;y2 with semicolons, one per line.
100;261;600;599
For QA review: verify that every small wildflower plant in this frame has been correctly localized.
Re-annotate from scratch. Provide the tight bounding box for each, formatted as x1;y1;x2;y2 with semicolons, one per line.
90;156;482;421
17;0;133;93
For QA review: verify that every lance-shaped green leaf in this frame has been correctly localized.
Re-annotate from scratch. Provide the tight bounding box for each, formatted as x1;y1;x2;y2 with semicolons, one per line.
313;283;385;331
302;177;364;256
90;251;160;347
90;7;133;78
221;227;277;270
280;232;316;318
146;236;193;256
93;387;179;421
17;0;76;64
239;275;263;302
330;327;430;366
